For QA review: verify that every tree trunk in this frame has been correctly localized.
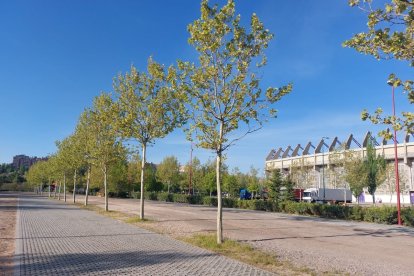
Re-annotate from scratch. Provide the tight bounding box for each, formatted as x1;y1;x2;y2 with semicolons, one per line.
140;143;146;220
48;178;51;198
64;173;67;202
216;151;223;244
58;181;62;200
216;121;224;244
73;169;77;204
54;182;57;198
104;166;108;212
372;193;376;205
85;166;91;206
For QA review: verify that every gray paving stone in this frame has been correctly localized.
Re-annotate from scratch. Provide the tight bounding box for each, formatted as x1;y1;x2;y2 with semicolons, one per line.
14;195;274;276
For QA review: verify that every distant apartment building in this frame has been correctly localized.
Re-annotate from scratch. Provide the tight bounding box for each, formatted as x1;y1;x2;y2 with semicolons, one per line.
12;155;47;169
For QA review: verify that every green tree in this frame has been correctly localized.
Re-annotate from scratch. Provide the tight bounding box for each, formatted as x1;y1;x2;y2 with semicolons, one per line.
247;166;260;198
114;58;186;219
73;110;96;206
223;174;239;198
344;152;367;203
365;143;386;204
127;153;141;191
26;160;48;194
202;171;216;196
181;0;292;243
283;175;295;201
56;134;84;204
108;159;129;196
89;93;125;211
55;138;75;202
156;156;181;193
266;170;283;202
344;0;414;137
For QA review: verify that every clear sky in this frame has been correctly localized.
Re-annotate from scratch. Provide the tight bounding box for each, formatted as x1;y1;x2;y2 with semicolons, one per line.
0;0;411;174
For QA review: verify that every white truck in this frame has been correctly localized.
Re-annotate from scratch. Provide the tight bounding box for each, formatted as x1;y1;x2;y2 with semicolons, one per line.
303;188;352;204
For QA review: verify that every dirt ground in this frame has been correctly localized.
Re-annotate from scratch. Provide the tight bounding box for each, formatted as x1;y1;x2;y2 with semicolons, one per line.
0;193;16;276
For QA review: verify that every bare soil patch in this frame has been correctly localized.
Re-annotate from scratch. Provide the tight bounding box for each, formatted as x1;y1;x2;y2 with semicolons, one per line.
0;193;17;276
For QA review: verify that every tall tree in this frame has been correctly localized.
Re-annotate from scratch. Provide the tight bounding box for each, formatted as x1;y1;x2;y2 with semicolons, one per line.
55;138;76;202
156;156;181;193
89;93;125;211
365;143;386;203
344;151;367;203
114;58;186;219
181;0;292;243
74;110;95;206
247;166;260;198
56;134;83;204
266;170;283;202
344;0;414;137
26;160;48;194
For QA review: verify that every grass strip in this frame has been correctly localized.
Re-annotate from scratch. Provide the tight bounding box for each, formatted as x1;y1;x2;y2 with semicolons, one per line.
182;234;345;276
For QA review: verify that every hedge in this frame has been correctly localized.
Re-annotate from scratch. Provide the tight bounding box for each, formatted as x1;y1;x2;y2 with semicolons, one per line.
128;191;414;227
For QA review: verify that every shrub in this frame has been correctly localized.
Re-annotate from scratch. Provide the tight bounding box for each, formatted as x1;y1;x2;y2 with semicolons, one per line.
402;207;414;227
157;192;173;202
172;194;191;203
363;206;398;224
188;195;204;205
203;197;217;206
130;191;140;199
349;205;364;221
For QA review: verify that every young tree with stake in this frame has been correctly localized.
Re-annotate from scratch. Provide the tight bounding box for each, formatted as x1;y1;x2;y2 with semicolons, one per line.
180;0;292;243
114;58;186;219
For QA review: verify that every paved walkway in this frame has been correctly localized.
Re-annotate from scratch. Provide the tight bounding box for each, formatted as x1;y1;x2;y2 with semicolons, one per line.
14;194;272;275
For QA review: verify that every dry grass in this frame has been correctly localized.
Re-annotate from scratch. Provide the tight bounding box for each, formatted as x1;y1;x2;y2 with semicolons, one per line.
182;234;318;276
0;194;17;276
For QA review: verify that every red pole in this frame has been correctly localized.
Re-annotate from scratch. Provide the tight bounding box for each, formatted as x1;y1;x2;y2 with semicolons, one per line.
391;84;402;225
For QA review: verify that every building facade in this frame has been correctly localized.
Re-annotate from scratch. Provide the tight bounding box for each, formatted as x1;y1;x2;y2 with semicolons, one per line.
12;155;47;170
265;132;414;203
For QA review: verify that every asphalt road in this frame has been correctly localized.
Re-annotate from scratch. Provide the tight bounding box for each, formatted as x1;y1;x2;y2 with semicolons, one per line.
75;194;414;275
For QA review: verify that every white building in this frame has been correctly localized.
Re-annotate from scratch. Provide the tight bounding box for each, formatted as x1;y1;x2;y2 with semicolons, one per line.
265;131;414;203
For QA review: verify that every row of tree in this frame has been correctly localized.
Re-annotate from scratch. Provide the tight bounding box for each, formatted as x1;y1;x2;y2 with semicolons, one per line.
25;0;292;244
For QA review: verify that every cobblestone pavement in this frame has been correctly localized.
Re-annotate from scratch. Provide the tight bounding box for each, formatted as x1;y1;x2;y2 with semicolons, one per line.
14;194;273;276
76;194;414;275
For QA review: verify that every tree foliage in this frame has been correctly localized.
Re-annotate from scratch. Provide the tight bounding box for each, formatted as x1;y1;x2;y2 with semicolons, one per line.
114;57;186;219
180;0;291;244
266;170;283;202
365;143;386;203
344;151;368;202
344;0;414;137
156;156;181;193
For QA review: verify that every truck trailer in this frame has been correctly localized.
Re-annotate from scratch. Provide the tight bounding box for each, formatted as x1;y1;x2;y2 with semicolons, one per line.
303;188;352;203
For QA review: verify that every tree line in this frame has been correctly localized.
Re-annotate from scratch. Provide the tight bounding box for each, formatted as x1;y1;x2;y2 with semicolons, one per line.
24;0;413;244
25;0;292;244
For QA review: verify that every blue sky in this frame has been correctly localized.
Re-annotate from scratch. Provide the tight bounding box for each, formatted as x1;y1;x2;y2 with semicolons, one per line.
0;0;411;174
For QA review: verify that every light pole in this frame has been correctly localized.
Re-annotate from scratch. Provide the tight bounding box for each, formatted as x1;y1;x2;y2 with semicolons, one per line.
387;79;402;225
322;137;329;203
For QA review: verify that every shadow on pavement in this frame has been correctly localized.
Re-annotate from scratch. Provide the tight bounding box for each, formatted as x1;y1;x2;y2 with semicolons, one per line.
16;250;215;275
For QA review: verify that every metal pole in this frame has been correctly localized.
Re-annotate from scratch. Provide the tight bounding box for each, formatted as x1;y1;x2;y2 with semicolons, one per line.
391;84;402;225
322;145;325;203
322;137;329;203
